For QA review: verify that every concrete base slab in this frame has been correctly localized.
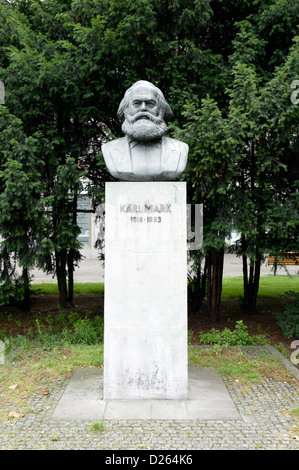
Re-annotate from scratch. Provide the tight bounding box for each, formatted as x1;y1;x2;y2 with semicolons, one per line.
52;366;241;421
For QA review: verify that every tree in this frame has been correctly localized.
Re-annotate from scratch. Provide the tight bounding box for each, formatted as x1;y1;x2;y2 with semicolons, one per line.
1;0;220;307
226;22;267;311
0;0;104;306
227;23;299;311
174;97;236;322
0;0;298;314
261;35;299;264
48;157;84;307
0;106;49;307
173;14;298;318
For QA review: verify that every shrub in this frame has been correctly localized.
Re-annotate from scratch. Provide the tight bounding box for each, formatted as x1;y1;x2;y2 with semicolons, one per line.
69;317;104;345
273;291;299;339
199;320;268;346
34;315;104;346
0;281;26;306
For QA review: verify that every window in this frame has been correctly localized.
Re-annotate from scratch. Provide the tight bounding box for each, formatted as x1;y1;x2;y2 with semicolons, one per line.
77;195;91;247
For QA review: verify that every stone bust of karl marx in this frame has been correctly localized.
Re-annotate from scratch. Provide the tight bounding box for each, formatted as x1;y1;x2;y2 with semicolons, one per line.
101;80;189;181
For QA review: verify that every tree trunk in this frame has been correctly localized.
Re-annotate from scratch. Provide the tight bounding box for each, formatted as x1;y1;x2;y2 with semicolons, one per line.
67;251;74;306
242;242;261;312
206;247;224;323
67;193;78;306
188;255;207;313
198;257;207;310
22;267;31;308
55;249;70;308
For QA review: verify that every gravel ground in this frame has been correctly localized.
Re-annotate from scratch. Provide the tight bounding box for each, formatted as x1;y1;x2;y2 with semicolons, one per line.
0;347;298;451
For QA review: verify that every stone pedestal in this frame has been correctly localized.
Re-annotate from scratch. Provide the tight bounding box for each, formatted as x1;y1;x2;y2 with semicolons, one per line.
104;182;188;399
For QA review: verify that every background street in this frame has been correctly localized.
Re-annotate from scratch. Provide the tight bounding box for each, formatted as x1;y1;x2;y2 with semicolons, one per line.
29;254;298;284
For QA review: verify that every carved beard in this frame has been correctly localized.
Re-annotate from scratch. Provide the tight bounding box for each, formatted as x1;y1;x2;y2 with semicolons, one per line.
122;112;168;142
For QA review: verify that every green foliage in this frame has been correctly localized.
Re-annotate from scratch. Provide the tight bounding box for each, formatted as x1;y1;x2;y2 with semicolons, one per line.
0;0;298;314
273;291;299;339
3;312;104;362
2;312;104;358
2;333;33;361
33;313;104;348
175;11;298;314
0;106;50;306
0;279;28;306
90;421;106;432
70;316;104;345
188;330;195;345
199;320;269;346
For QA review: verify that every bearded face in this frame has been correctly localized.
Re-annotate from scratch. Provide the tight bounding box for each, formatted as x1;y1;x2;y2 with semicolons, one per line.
122;111;168;141
120;85;169;141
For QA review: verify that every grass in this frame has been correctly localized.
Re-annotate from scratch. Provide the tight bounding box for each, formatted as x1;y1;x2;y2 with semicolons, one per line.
289;408;299;437
31;282;105;295
0;310;104;424
90;421;106;432
0;335;295;424
188;346;294;385
0;344;104;423
0;276;296;425
30;275;298;299
222;275;299;299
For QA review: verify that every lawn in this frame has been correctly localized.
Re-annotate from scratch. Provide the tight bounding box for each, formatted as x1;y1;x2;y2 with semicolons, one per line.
222;275;299;298
31;275;298;298
31;282;105;295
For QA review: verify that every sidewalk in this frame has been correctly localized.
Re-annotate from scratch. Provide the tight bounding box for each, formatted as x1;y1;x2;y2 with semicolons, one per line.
29;254;298;284
0;346;298;450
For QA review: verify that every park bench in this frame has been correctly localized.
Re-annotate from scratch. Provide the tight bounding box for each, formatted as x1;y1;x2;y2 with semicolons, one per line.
267;252;299;265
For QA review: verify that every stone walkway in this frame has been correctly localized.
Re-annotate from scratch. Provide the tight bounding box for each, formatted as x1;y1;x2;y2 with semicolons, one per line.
0;347;298;450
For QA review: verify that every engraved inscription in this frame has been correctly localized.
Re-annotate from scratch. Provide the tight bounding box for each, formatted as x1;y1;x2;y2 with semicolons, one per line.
120;203;171;213
131;216;162;223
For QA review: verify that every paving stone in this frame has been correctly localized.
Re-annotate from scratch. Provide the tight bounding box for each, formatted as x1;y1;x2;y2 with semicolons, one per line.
0;346;298;450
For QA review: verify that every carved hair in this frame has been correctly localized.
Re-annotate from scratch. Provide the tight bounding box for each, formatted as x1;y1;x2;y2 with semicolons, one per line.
117;80;173;123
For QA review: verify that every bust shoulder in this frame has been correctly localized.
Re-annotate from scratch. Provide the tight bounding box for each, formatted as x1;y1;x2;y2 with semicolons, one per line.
163;136;189;153
102;136;128;153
